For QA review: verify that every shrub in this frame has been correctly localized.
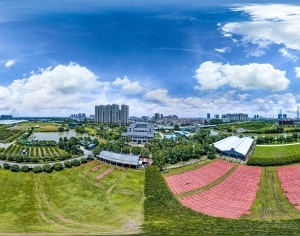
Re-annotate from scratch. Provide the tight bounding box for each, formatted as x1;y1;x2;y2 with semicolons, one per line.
3;163;10;170
10;164;20;172
42;164;53;173
0;153;6;160
20;165;30;172
64;160;72;168
53;163;63;171
32;166;42;173
71;159;81;166
247;154;300;166
86;154;94;162
80;158;87;164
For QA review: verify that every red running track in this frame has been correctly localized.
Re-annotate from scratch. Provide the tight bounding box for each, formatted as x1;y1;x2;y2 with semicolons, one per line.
179;165;262;219
165;160;235;194
277;165;300;210
96;167;114;180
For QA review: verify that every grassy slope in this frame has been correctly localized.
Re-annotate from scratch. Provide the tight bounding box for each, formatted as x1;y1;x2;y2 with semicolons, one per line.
252;145;300;159
0;161;144;234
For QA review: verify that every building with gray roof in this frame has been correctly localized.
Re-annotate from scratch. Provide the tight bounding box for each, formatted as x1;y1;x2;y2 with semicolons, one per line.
121;122;154;143
97;150;140;168
212;136;254;160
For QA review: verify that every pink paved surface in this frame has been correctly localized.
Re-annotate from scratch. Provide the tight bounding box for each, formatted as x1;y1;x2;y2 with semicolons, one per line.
96;167;114;179
165;160;235;194
179;165;262;219
277;165;300;210
88;164;104;174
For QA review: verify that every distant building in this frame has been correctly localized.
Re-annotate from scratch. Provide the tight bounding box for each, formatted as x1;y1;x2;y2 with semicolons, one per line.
283;114;287;119
278;114;283;119
214;114;219;119
70;113;86;120
0;115;13;120
95;104;129;125
221;113;249;121
279;118;294;126
121;122;154;143
207;113;211;119
154;113;160;120
254;115;260;120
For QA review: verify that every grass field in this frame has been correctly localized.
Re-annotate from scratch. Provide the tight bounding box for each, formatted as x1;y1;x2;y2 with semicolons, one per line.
0;161;145;234
252;144;300;159
242;167;300;221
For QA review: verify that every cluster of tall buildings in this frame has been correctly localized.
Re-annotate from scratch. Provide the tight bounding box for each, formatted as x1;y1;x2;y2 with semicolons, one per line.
208;113;249;121
70;113;86;120
95;104;129;125
0;115;13;120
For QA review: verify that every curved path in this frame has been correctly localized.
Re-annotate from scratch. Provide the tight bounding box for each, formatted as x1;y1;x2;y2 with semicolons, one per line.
0;147;92;168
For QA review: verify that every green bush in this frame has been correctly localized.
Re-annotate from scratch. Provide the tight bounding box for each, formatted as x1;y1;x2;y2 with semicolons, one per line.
3;163;10;170
32;166;42;173
10;164;20;172
247;154;300;166
20;165;30;172
53;163;63;171
80;158;87;164
71;159;81;166
42;164;53;173
64;160;72;168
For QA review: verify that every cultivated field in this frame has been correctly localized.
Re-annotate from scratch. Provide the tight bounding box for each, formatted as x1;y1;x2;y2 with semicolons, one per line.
0;161;145;234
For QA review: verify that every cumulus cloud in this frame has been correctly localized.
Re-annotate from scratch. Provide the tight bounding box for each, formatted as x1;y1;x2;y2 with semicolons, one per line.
295;67;300;78
0;62;110;115
112;75;143;95
214;47;231;53
194;61;289;91
278;48;298;62
143;89;169;103
221;4;300;56
5;60;15;68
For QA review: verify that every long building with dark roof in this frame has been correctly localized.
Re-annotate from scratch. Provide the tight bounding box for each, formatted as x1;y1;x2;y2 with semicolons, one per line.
96;150;140;168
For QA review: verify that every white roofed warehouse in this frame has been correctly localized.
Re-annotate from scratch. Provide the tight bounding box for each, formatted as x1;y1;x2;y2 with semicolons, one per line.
96;150;140;168
212;136;254;160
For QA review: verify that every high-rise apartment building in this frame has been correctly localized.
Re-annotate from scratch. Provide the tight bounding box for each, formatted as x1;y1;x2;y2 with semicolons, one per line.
95;104;129;125
121;105;129;125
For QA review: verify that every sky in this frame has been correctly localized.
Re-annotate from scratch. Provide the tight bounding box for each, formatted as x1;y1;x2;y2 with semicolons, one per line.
1;0;300;118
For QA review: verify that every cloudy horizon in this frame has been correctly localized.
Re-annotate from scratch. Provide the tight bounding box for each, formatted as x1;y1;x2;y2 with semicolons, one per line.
1;1;300;118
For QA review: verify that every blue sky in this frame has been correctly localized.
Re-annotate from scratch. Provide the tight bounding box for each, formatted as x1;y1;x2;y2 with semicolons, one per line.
1;0;300;118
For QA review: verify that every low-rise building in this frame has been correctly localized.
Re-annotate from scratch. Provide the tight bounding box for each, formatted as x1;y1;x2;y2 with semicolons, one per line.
121;122;154;143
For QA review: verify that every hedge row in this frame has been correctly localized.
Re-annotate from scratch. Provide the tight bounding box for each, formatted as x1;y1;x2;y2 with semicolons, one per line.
247;155;300;166
0;157;91;173
143;166;300;234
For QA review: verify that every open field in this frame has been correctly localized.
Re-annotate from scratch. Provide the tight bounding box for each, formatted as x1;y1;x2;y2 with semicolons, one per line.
252;144;300;159
0;161;145;234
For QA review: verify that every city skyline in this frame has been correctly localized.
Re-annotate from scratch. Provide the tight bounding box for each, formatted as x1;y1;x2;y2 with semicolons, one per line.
1;1;300;117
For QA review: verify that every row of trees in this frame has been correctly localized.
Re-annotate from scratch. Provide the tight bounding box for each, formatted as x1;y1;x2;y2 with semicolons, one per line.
255;134;299;144
247;155;300;166
58;137;84;155
0;153;72;163
1;156;93;173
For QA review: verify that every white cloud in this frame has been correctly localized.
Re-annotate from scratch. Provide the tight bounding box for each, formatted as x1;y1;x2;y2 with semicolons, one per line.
214;47;231;53
5;60;15;68
295;67;300;78
143;89;169;102
112;75;143;95
278;48;298;62
194;61;289;91
221;4;300;56
0;62;110;115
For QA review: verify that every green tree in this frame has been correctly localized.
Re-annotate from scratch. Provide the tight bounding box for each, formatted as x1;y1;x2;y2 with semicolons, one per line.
20;165;30;172
131;146;141;155
3;163;10;169
152;151;165;170
42;164;53;173
53;163;64;171
71;159;81;166
140;148;150;158
32;166;42;173
10;164;20;172
122;146;130;154
80;158;87;164
64;160;72;168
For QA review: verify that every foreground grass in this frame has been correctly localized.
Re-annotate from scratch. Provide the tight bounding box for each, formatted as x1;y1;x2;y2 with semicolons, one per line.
252;145;300;159
0;161;145;234
143;166;300;234
242;167;300;221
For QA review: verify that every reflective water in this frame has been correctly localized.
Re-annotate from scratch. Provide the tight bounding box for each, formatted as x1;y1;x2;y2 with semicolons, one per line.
31;130;87;141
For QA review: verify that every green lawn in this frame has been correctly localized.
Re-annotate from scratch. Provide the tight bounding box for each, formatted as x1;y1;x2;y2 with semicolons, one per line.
252;144;300;159
0;161;145;234
242;167;300;221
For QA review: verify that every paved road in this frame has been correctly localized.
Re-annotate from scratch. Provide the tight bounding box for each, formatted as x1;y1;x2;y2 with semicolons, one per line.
0;147;93;168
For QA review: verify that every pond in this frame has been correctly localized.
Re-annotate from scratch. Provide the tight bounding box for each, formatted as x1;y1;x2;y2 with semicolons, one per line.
30;130;88;141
